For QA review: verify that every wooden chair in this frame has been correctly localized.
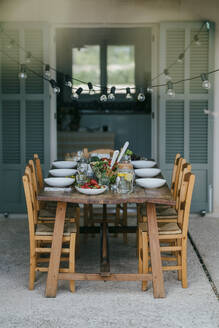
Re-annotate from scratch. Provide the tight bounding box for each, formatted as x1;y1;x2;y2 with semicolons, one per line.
138;172;195;290
27;162;80;250
23;171;77;292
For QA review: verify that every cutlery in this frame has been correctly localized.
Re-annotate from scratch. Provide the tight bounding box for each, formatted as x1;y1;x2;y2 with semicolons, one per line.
117;141;129;163
110;150;119;168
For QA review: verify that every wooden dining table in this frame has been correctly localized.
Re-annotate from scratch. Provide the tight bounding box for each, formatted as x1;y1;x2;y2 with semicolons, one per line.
38;183;175;298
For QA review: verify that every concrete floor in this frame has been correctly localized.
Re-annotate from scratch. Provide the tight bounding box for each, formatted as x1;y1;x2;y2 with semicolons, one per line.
0;216;218;328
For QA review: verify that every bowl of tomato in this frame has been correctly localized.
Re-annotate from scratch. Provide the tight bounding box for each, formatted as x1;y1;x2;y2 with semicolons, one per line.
75;179;108;195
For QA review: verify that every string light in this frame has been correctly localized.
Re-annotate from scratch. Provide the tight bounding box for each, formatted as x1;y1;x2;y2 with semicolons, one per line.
49;79;60;94
18;64;27;79
108;86;116;101
126;87;133;100
71;87;83;99
44;65;51;78
201;73;211;89
88;82;95;95
146;87;153;93
64;75;73;88
166;81;175;97
25;51;32;64
194;34;201;46
137;88;145;102
177;53;184;63
163;68;172;81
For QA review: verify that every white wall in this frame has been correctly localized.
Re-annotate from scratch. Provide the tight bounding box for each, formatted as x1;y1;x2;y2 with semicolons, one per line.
1;0;219;212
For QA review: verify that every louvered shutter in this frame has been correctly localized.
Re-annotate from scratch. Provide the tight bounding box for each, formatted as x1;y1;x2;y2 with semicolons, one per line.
159;22;214;212
0;23;50;213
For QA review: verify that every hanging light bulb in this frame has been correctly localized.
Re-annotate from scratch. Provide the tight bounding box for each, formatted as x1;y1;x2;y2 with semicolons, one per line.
126;87;133;100
166;81;175;97
49;79;60;94
71;87;83;99
7;39;15;49
88;82;95;95
146;86;153;93
25;51;32;64
201;73;211;89
64;75;72;88
44;65;51;78
18;64;27;79
163;68;172;81
100;94;108;102
108;86;116;101
205;21;211;30
137;88;145;102
194;34;201;46
177;53;184;63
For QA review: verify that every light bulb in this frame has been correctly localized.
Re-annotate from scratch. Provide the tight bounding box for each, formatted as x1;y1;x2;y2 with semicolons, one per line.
137;89;145;102
201;73;211;90
146;87;153;93
194;34;201;46
163;68;172;81
126;87;133;100
64;75;72;88
177;53;184;63
25;51;32;64
88;82;95;95
49;79;60;94
100;94;107;102
108;86;116;101
71;87;83;99
44;65;51;78
18;64;27;79
166;81;175;97
206;21;211;30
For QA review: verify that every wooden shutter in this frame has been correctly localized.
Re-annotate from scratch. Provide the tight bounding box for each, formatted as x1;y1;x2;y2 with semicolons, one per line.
0;23;50;213
159;22;214;212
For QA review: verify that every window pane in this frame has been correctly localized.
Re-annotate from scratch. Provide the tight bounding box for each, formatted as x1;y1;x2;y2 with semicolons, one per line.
72;46;100;93
107;45;135;93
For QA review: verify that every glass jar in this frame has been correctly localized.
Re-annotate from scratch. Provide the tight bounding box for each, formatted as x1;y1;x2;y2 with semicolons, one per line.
116;163;134;194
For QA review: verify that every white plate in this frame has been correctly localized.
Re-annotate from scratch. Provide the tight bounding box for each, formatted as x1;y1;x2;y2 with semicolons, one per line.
49;169;77;177
44;177;74;187
75;185;108;195
136;178;166;189
135;168;161;178
131;160;156;169
52;161;77;169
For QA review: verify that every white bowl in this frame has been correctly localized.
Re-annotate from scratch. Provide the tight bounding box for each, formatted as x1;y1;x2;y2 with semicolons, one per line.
49;169;77;177
75;185;108;195
135;168;161;178
131;160;156;169
44;177;74;187
52;161;77;169
136;178;166;189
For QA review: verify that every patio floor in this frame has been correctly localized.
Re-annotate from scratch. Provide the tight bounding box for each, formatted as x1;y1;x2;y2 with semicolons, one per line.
0;215;218;328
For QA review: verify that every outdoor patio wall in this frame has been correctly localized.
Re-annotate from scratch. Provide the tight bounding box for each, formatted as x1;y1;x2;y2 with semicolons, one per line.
1;0;219;213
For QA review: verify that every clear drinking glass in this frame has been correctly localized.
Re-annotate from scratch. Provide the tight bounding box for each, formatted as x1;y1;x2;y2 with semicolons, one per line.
116;168;134;194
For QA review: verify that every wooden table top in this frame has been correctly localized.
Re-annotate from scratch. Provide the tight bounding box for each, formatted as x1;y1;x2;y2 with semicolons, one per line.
38;184;175;206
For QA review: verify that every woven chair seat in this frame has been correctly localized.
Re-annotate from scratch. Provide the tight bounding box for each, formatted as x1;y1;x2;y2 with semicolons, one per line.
39;206;77;219
36;222;77;236
139;222;181;235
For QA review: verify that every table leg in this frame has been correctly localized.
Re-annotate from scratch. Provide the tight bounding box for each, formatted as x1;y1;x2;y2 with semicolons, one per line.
45;201;67;297
146;202;165;298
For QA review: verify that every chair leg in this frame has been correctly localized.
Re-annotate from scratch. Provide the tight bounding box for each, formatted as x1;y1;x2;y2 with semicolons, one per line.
123;204;128;244
181;237;188;288
75;207;80;254
136;204;141;254
138;228;143;275
69;233;76;292
29;245;36;290
83;205;89;242
177;239;182;281
142;231;148;291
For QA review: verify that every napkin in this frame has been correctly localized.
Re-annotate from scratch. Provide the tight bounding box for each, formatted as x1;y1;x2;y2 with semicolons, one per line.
44;187;72;192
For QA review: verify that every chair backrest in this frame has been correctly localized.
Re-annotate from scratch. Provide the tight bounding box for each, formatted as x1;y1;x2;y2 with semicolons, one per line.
178;172;195;236
175;162;192;211
173;157;185;201
23;171;37;238
170;153;181;195
28;160;40;211
34;154;44;190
